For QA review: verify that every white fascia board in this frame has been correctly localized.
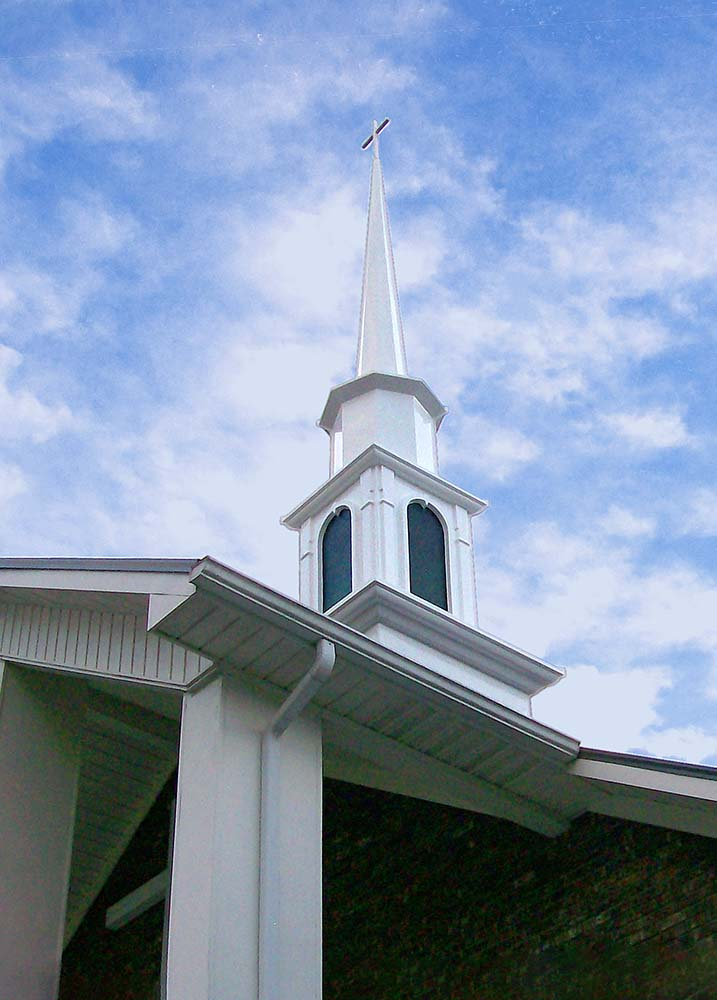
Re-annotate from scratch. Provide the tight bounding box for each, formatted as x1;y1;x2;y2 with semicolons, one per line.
282;444;488;529
161;557;578;760
332;582;565;696
319;373;447;431
0;562;198;597
569;756;717;803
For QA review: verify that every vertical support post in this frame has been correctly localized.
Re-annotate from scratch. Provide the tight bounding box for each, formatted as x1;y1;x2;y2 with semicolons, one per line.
258;730;282;999
0;662;84;1000
165;666;327;1000
258;639;335;1000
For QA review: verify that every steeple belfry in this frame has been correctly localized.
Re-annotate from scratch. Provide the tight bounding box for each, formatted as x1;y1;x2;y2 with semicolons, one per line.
356;119;408;377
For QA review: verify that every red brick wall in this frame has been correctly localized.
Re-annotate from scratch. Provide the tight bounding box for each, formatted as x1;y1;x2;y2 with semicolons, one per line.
323;780;717;999
61;776;717;999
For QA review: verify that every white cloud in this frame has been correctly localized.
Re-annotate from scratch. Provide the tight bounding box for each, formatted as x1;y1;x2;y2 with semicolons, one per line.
0;52;158;175
236;183;365;328
639;726;717;764
0;196;139;342
681;487;717;536
0;462;27;507
534;663;672;749
58;195;138;262
403;185;717;416
535;662;716;763
0;266;87;338
443;415;540;482
480;522;717;663
214;331;351;424
0;345;73;443
599;504;656;539
603;407;694;450
395;218;447;290
706;657;717;701
522;195;717;298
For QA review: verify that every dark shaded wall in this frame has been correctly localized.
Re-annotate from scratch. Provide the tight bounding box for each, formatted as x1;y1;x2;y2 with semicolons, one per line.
324;780;717;1000
61;776;717;999
59;778;174;1000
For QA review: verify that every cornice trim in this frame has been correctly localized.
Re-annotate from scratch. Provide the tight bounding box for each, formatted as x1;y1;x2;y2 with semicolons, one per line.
282;444;488;529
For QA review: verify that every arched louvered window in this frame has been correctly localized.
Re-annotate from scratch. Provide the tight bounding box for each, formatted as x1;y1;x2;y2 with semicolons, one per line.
407;502;448;610
321;508;352;611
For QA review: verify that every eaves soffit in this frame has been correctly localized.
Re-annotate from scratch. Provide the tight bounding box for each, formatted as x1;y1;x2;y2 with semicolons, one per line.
319;372;447;431
331;581;565;697
282;444;488;529
151;556;578;761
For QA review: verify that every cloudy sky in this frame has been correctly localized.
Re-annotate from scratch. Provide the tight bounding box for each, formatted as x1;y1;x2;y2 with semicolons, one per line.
2;0;717;762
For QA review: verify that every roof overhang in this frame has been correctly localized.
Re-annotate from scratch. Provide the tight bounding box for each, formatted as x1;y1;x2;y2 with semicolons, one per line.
3;555;716;841
282;444;488;529
319;373;447;432
0;556;198;595
149;556;577;836
148;558;717;839
568;749;717;840
330;581;564;697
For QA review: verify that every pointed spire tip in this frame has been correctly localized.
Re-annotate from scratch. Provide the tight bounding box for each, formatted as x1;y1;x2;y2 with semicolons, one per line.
355;118;407;378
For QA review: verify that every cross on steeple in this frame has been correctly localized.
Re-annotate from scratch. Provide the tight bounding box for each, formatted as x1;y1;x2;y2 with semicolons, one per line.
361;117;390;157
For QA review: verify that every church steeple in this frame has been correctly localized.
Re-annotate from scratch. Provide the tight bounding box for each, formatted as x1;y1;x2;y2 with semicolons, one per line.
283;121;566;716
356;119;408;377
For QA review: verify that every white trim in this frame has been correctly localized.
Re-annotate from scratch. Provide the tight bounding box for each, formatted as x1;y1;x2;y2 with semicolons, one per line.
282;444;487;530
180;558;578;758
330;581;564;697
319;373;446;431
569;758;717;803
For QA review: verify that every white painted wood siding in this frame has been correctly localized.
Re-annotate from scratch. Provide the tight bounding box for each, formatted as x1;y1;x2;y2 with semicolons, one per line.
0;602;210;685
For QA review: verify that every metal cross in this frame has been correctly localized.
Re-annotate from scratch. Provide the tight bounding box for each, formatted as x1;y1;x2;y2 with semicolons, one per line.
361;117;390;156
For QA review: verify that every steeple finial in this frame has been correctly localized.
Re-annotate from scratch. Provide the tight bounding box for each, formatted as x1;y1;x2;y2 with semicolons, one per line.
356;118;408;377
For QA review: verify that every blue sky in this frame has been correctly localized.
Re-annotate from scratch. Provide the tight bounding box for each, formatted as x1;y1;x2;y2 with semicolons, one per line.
2;0;717;762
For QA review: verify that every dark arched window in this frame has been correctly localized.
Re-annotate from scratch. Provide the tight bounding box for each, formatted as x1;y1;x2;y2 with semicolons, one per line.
407;502;448;610
322;508;352;611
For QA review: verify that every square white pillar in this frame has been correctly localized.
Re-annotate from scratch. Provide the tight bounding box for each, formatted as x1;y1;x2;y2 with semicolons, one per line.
165;674;323;1000
0;662;84;1000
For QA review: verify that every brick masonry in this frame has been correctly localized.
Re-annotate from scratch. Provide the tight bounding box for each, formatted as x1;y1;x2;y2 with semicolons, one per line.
60;776;717;999
324;780;717;999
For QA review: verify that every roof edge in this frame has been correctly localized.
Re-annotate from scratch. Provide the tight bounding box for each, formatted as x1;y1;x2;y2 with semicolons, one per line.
181;556;578;760
0;557;200;573
579;747;717;780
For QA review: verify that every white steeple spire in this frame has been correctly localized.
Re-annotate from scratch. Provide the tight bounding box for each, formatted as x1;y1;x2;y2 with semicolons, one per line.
356;119;408;377
282;123;567;720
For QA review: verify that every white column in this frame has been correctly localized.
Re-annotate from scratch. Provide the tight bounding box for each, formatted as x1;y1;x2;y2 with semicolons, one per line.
165;673;323;1000
0;662;84;1000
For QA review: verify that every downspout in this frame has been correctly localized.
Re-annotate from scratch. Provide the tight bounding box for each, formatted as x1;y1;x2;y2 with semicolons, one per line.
258;638;336;1000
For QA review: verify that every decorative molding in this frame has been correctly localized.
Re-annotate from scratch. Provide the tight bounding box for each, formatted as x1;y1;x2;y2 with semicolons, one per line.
330;581;564;697
282;443;487;529
319;372;446;431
